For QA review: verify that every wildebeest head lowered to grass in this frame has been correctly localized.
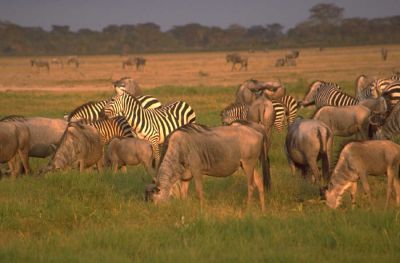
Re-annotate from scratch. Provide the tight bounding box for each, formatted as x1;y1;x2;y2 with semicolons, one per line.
40;122;104;173
146;122;270;211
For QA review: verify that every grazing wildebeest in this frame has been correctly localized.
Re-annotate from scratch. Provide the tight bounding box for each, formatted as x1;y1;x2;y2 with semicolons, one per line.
105;137;154;176
1;116;67;159
325;140;400;209
30;59;50;72
312;105;372;139
133;57;146;71
261;82;286;101
113;77;142;96
146;122;269;211
41;122;104;173
285;118;333;184
226;53;248;71
66;56;79;68
275;58;286;67
0;121;30;177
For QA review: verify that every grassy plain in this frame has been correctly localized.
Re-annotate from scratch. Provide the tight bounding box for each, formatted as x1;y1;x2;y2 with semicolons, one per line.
0;46;400;262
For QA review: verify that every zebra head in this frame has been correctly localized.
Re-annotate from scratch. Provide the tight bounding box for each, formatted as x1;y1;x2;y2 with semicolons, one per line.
104;95;124;118
300;80;325;107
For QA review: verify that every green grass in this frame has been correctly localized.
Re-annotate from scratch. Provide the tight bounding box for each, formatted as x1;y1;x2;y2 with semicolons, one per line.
0;83;400;262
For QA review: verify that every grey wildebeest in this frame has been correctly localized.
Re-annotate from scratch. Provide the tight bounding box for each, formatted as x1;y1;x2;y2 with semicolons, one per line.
67;56;80;68
285;118;333;184
325;140;400;209
226;53;248;71
0;121;30;177
105;137;154;176
30;59;50;72
1;116;68;159
146;122;269;211
41;122;104;173
113;77;142;96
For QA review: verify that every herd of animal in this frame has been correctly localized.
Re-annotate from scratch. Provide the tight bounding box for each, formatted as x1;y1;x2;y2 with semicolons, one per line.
2;72;400;211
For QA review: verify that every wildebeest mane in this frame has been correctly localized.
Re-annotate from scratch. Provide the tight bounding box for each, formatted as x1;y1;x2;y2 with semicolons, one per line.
0;115;26;122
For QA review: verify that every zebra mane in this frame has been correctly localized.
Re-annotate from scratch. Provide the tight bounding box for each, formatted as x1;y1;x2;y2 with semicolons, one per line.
68;100;107;119
317;81;341;91
221;102;247;115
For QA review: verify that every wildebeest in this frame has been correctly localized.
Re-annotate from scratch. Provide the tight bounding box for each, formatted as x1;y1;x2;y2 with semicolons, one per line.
1;116;68;158
226;53;248;71
235;79;282;105
113;77;142;96
30;59;50;72
275;58;286;67
51;58;63;68
285;118;333;184
312;105;372;139
0;121;30;177
105;137;154;176
261;82;286;101
41;122;104;173
66;56;79;68
123;57;146;71
146;122;269;211
325;140;400;209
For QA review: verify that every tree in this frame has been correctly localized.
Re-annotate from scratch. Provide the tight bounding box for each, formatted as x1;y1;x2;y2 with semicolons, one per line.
309;3;344;25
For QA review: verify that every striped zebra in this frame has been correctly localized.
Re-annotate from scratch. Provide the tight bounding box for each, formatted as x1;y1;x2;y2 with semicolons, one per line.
220;101;286;132
371;74;400;96
374;101;400;140
301;81;358;109
85;116;134;144
65;95;162;122
280;95;298;125
382;81;400;111
103;92;196;160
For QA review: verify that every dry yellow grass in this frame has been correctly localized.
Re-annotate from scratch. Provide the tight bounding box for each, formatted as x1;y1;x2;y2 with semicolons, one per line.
0;45;399;91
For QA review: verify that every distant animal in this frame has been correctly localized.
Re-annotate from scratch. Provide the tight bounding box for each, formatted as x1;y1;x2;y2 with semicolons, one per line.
325;140;400;209
301;81;358;109
1;116;67;158
65;95;162;122
226;53;248;71
103;91;196;161
40;122;103;173
50;58;63;68
275;58;286;67
0;121;30;177
113;77;142;96
30;59;50;72
285;118;333;184
123;57;146;71
66;56;79;68
286;50;300;60
380;47;388;61
105;137;154;176
145;122;269;211
312;105;372;139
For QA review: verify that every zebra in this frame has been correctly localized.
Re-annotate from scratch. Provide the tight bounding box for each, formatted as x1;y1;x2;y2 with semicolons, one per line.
85;116;134;144
220;101;286;132
373;101;400;140
65;95;162;122
371;75;400;96
301;82;358;109
103;92;196;160
280;95;298;125
30;59;50;72
226;53;248;71
67;56;79;68
382;81;400;111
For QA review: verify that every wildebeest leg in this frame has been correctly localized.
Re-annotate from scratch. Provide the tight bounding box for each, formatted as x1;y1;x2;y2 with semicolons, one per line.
97;158;104;173
288;160;296;177
307;158;321;184
79;160;85;173
18;150;30;175
242;161;256;210
385;167;396;209
393;173;400;206
253;170;265;211
359;173;373;207
121;165;127;173
350;182;357;209
8;156;18;178
193;173;204;212
180;180;190;199
231;63;235;71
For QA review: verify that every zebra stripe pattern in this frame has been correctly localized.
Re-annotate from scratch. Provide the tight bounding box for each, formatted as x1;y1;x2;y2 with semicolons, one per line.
103;92;196;159
382;81;400;110
280;95;298;125
314;82;358;108
376;101;400;139
86;116;134;144
220;101;286;132
66;95;162;122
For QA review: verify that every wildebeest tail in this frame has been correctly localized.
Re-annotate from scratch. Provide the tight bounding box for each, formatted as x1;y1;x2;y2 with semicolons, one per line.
260;134;271;191
318;127;332;182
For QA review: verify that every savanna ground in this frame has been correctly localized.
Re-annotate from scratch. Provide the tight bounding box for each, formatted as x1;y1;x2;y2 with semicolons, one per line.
0;46;400;262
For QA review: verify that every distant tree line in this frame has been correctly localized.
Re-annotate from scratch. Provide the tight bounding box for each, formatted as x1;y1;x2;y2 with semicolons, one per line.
1;3;399;56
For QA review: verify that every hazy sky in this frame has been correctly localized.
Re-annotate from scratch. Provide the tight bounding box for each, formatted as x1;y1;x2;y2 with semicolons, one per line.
1;0;400;31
